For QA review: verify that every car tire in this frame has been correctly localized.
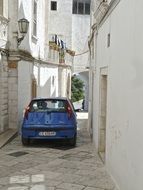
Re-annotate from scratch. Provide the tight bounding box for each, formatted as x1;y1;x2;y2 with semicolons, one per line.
69;134;76;147
22;137;29;146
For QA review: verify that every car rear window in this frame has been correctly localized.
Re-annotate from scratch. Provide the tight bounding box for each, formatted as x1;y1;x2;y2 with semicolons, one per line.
30;99;67;112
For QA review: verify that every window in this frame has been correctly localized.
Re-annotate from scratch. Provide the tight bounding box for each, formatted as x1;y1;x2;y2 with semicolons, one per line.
51;1;57;11
72;0;91;15
32;0;37;37
0;0;3;15
85;3;90;14
72;1;77;14
30;99;67;112
78;3;84;14
107;33;110;47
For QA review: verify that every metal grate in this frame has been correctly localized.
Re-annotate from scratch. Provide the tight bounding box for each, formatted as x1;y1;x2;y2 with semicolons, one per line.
8;151;29;157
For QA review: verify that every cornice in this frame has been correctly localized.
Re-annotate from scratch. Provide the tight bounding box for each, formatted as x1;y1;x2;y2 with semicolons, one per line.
7;49;71;68
98;0;121;27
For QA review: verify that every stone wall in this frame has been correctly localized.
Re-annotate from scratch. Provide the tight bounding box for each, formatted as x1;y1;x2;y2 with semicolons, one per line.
0;52;8;132
8;60;18;129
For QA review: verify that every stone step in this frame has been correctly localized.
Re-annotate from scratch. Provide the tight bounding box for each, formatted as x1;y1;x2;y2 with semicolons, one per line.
0;129;17;148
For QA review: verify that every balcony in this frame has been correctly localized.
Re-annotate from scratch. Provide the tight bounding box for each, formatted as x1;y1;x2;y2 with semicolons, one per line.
0;15;9;48
48;41;75;67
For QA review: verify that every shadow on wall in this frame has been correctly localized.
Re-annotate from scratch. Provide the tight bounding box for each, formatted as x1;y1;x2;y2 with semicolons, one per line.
51;89;56;97
38;77;51;97
38;76;57;98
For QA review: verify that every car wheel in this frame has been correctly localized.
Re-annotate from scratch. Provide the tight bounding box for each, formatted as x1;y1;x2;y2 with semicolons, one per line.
69;134;76;146
22;137;29;146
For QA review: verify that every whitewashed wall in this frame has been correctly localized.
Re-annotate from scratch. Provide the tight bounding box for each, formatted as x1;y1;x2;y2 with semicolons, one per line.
47;0;90;72
72;14;90;108
72;15;90;73
8;0;72;128
18;60;60;125
47;0;89;105
18;60;33;125
18;0;46;59
47;0;72;49
92;0;143;189
34;64;59;98
9;0;58;126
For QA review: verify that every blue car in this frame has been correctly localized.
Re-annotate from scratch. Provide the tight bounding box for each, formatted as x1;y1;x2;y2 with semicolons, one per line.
21;97;77;146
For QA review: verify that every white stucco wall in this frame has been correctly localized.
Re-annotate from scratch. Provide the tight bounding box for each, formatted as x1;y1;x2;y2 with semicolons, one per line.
34;64;59;98
8;0;46;58
18;60;33;125
92;0;143;189
72;15;90;73
18;60;60;125
18;0;46;59
72;14;90;109
47;0;90;72
48;0;72;49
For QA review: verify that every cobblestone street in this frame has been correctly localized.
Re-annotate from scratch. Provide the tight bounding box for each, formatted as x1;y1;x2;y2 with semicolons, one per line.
0;113;116;190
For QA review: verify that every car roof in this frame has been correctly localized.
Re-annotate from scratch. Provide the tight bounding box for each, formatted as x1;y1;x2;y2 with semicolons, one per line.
32;97;69;101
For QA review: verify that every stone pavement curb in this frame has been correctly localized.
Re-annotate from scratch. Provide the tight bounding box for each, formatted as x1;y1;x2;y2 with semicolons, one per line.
0;129;18;148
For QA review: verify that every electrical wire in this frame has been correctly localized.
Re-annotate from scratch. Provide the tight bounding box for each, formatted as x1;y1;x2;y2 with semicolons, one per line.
74;50;89;56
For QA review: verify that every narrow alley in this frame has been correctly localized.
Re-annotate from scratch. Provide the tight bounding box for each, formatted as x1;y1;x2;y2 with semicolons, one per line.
0;113;116;190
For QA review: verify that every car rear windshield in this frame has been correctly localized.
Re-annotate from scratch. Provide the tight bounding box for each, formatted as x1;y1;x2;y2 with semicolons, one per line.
29;99;68;112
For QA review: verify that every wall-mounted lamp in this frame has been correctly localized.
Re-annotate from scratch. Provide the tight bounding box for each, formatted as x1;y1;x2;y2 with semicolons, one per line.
17;18;29;45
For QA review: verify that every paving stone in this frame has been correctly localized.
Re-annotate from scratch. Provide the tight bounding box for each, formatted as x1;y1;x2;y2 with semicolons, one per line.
57;182;85;190
54;167;78;174
40;171;61;180
84;187;105;190
8;186;29;190
0;177;9;186
77;176;115;190
55;173;82;183
0;113;117;190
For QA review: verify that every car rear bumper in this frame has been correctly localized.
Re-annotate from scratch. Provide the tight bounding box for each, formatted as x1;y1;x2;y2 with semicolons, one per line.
21;125;76;139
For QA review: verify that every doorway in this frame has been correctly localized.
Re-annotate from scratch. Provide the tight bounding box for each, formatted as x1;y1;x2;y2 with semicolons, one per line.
98;72;107;162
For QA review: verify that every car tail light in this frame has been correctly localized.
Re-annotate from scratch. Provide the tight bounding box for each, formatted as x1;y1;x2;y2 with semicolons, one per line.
24;106;30;120
66;103;72;118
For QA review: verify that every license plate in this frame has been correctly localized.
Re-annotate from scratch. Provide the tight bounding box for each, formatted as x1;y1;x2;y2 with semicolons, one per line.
39;131;56;136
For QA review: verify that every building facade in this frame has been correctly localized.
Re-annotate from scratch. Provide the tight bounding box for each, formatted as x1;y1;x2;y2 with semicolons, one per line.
72;0;90;110
47;0;91;72
89;0;143;189
0;0;73;132
47;0;90;109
